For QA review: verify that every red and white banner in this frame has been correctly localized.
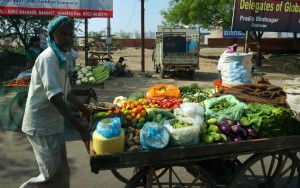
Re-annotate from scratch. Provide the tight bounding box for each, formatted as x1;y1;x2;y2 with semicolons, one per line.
0;0;113;18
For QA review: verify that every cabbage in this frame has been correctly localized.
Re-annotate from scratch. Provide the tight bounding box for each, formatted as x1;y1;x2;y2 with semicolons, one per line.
86;72;93;78
76;80;81;85
77;73;84;79
81;67;89;75
86;66;92;71
89;77;96;83
81;77;89;83
74;66;81;72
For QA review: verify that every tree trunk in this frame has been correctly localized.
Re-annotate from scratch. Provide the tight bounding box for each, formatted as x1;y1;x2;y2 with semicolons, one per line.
253;31;264;66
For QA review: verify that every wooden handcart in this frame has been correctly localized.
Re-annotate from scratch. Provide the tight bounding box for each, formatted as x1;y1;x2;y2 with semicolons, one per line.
89;135;300;187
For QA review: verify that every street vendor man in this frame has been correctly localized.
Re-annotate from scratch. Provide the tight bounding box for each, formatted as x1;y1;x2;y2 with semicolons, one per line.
20;16;92;188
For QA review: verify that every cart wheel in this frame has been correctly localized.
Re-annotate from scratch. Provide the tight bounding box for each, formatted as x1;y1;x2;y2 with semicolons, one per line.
8;91;28;129
229;152;300;188
155;64;161;73
111;167;168;184
125;163;216;188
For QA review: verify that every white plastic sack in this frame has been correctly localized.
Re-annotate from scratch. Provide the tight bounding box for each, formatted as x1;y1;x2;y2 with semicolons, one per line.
173;102;204;118
284;77;300;121
163;116;202;146
221;53;253;86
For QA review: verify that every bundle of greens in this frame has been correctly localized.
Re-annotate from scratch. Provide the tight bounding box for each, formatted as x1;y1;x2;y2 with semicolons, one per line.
179;83;213;103
240;103;300;137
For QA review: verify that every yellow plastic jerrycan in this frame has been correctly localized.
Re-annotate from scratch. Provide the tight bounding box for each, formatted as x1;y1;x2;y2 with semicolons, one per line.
92;117;125;155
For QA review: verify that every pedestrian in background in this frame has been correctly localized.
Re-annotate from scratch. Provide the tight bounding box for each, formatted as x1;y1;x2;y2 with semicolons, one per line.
25;36;43;69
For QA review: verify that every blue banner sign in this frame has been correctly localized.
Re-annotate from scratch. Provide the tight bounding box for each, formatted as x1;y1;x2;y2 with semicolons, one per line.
223;30;245;38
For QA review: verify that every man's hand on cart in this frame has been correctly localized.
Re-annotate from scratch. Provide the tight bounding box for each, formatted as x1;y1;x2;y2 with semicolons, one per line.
80;124;91;154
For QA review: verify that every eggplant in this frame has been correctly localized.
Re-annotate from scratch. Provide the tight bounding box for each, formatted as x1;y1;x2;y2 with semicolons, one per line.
227;136;233;142
246;127;259;138
219;120;233;127
239;128;247;137
233;135;243;142
236;121;244;128
245;135;253;140
231;125;241;133
218;123;231;135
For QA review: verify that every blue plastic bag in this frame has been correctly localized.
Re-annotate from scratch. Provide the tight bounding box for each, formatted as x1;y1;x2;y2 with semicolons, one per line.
140;122;170;151
96;117;121;138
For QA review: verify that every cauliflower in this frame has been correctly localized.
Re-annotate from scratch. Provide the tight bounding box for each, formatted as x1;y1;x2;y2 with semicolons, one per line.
81;67;89;75
81;77;89;84
76;80;81;85
113;96;128;108
89;77;96;83
86;66;92;71
77;73;84;79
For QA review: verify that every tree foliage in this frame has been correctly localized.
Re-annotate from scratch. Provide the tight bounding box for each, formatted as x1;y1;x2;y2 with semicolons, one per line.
0;16;84;53
0;16;52;52
161;0;234;29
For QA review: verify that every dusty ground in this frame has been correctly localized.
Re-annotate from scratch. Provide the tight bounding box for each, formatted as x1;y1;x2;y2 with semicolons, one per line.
76;47;300;102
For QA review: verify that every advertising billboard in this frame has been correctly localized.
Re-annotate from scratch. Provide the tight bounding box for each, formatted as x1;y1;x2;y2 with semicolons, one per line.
232;0;300;32
0;0;113;18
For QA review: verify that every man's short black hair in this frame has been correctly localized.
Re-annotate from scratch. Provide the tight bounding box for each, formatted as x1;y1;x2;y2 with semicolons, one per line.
30;36;40;42
119;57;125;61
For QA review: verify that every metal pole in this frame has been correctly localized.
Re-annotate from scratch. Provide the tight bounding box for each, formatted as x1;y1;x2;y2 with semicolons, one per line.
244;31;249;53
84;18;88;66
107;18;111;59
141;0;145;72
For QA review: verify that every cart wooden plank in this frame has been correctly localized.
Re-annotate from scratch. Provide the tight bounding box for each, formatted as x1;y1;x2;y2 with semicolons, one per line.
90;135;300;172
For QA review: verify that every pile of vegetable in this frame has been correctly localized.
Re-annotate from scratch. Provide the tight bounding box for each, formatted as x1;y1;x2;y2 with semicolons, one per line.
91;66;110;84
240;103;300;137
179;83;213;103
73;65;110;85
201;118;259;144
74;66;96;85
7;77;31;86
89;83;300;153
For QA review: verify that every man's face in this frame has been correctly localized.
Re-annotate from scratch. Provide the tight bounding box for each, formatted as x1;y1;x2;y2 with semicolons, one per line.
53;23;74;52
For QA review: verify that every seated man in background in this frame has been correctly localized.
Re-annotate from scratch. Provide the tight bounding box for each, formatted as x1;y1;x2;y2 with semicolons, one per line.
115;56;126;77
103;57;115;76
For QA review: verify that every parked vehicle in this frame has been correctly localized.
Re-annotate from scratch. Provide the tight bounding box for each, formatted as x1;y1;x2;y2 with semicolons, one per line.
153;28;200;78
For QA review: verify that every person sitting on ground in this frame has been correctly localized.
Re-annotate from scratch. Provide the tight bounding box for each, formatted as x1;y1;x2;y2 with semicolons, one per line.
25;36;44;69
217;43;238;80
115;56;126;76
103;57;115;76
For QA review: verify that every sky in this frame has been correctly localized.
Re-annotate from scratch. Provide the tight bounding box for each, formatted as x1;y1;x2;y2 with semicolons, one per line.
83;0;170;33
